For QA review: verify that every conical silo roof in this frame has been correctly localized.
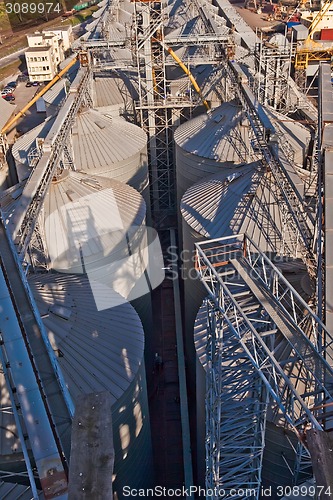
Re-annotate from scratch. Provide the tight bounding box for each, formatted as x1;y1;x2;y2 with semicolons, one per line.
28;273;145;403
181;163;262;237
71;109;147;175
174;100;253;162
43;170;148;300
180;163;297;253
0;272;152;493
92;75;138;112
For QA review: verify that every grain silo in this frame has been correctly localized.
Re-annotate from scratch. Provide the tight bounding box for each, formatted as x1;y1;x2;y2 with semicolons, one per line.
92;74;138;117
180;165;263;383
71;109;150;207
174;100;255;204
43;170;159;372
27;273;154;499
180;158;309;366
180;162;312;488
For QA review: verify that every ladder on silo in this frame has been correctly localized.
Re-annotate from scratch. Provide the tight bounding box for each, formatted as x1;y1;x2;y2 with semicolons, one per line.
196;233;333;499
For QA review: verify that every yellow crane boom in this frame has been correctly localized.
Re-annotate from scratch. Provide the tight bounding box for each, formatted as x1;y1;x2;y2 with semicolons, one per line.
1;56;79;135
306;0;333;41
155;38;210;111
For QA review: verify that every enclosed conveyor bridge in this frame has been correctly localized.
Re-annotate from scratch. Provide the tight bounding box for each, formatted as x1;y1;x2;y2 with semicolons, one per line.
0;218;74;499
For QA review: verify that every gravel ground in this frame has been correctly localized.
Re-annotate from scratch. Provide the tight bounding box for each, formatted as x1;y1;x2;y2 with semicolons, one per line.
233;2;283;31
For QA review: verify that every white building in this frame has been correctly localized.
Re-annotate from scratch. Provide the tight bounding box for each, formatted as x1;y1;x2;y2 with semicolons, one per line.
25;26;73;82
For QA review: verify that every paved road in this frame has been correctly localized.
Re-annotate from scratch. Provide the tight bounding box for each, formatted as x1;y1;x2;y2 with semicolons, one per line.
0;48;26;68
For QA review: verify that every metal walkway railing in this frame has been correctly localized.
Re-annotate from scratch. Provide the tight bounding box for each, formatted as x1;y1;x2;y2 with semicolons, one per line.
195;233;333;498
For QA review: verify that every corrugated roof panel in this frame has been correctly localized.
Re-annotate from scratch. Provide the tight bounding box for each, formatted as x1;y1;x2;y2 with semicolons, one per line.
44;169;145;251
92;75;138;109
11;117;56;164
181;164;297;253
181;164;261;237
43;170;149;300
174;101;253;161
28;273;145;405
72;109;147;172
267;107;310;166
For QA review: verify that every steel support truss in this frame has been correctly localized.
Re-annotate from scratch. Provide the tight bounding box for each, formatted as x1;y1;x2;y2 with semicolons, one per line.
195;233;333;495
9;67;91;257
133;0;194;221
205;298;268;499
253;38;293;113
226;62;316;273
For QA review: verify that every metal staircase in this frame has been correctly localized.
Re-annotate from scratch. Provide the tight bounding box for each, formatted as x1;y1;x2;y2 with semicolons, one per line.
205;296;268;499
196;233;333;499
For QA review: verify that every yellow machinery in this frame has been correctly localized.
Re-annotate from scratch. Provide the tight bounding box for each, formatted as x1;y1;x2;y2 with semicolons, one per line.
1;55;79;135
155;38;210;111
295;0;333;71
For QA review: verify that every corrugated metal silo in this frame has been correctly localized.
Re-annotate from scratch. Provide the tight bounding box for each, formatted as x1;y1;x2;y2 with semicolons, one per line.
174;100;255;204
27;273;154;498
71;109;150;207
43;169;155;373
180;165;262;386
92;75;138;116
180;164;308;486
0;274;154;497
180;163;301;361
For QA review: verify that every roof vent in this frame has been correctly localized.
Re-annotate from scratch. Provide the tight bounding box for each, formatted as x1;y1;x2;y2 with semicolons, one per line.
214;114;225;124
50;305;72;320
81;178;101;189
66;189;80;201
95;120;106;129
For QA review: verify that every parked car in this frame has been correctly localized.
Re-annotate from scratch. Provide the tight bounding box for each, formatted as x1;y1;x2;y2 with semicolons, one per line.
4;86;15;93
2;95;15;101
17;74;28;82
25;81;33;87
6;81;17;89
1;88;13;95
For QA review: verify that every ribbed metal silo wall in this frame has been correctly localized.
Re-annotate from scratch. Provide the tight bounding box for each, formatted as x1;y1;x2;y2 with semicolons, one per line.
112;362;154;498
97;147;151;221
130;294;154;381
194;300;208;489
27;274;155;496
181;217;206;385
175;144;236;209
